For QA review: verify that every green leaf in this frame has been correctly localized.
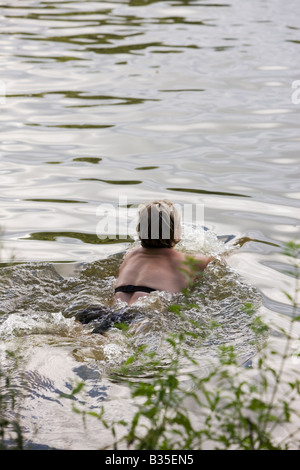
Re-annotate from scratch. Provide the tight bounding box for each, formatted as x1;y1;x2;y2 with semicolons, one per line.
125;356;135;365
168;304;181;315
72;382;85;395
283;290;294;303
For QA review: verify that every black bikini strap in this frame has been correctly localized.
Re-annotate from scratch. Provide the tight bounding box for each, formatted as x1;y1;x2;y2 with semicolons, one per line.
115;285;156;294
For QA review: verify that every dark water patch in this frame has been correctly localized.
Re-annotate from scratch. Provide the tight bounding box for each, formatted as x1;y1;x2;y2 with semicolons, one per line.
15;54;87;63
85;41;161;55
25;122;113;129
212;45;235;51
72;157;102;164
151;17;215;26
7;91;155;107
159;88;205;92
24;199;88;204
2;8;112;21
128;0;230;6
152;50;183;54
80;42;201;55
17;32;144;46
167;187;251;198
135;166;159;170
127;0;171;6
45;124;114;129
21;231;134;245
81;178;142;185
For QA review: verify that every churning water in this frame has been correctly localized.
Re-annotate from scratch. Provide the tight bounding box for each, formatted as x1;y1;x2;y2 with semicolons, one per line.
0;227;267;449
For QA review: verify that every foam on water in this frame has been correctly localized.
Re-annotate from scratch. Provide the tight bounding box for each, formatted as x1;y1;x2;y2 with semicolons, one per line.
0;310;76;339
0;227;260;370
178;224;235;257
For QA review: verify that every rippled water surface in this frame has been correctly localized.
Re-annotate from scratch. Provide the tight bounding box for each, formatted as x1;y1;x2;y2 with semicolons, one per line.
0;0;300;450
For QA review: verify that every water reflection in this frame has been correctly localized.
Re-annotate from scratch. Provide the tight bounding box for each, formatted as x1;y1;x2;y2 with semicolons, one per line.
8;91;159;106
167;187;250;198
22;231;133;244
72;157;102;163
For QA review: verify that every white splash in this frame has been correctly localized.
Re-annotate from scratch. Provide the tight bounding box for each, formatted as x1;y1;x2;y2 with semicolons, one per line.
177;224;235;258
132;224;235;259
0;311;76;339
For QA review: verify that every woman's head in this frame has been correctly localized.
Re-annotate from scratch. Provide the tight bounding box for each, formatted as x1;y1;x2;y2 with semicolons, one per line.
136;199;182;249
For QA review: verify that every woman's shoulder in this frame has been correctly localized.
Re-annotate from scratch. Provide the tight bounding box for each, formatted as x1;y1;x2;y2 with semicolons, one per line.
124;246;143;259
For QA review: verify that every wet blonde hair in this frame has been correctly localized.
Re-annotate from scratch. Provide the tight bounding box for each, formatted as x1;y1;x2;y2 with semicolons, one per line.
136;199;181;249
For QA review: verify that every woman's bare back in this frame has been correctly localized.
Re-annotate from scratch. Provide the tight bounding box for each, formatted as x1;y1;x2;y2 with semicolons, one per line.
114;246;211;305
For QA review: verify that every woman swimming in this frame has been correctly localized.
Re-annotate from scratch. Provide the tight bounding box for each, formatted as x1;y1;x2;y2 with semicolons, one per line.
114;199;211;305
75;199;211;333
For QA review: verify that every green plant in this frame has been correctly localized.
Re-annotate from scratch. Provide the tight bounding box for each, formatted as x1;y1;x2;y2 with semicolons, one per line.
0;228;25;449
0;351;24;450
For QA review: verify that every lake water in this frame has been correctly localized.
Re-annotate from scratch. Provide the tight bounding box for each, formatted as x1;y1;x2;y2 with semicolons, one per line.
0;0;300;450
